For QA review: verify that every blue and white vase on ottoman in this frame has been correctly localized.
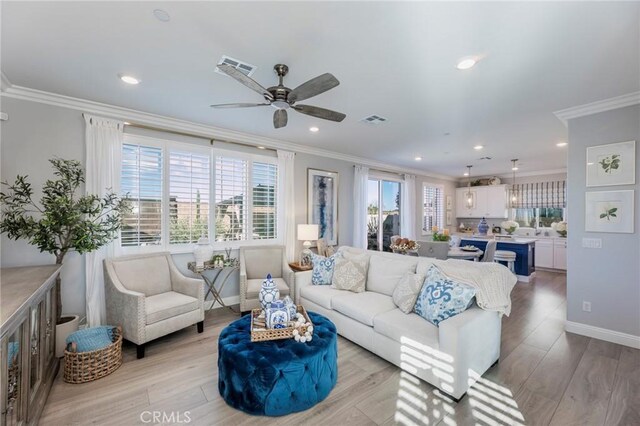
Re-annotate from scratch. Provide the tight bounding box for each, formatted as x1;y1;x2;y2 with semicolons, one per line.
283;295;297;319
258;274;280;312
477;217;489;236
266;301;290;329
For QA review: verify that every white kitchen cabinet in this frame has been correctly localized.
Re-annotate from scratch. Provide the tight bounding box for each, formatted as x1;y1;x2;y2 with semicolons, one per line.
553;238;567;270
535;239;554;268
456;185;508;218
534;238;567;270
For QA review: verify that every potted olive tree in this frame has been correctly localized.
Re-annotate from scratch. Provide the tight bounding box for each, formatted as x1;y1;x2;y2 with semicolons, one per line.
0;159;129;354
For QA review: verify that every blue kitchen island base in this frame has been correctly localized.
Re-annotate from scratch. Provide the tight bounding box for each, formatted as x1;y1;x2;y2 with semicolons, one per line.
461;238;536;282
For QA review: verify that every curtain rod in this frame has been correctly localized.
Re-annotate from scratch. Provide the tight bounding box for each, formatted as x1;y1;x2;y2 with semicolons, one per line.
354;164;404;177
124;122;278;152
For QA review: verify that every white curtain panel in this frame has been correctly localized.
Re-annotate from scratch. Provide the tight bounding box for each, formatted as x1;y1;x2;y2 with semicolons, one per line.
401;174;417;240
84;114;124;327
277;150;296;262
353;165;369;249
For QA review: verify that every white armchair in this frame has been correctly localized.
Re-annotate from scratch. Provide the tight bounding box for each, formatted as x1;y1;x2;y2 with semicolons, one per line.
104;252;204;358
239;245;294;314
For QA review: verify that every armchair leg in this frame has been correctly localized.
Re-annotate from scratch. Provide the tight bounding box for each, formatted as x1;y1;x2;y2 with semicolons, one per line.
197;321;204;333
136;344;145;359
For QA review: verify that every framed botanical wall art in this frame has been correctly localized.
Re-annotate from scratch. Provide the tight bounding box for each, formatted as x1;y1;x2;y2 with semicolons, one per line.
585;190;634;233
446;195;453;210
446;211;453;226
308;169;339;245
586;141;635;187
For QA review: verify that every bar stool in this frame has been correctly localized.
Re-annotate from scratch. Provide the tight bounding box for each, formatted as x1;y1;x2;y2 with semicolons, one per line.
494;250;517;274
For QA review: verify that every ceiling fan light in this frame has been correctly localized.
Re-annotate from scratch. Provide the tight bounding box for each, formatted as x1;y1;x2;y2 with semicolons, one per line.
119;74;140;85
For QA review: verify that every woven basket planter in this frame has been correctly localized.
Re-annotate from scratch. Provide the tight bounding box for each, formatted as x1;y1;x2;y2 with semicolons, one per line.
63;326;123;384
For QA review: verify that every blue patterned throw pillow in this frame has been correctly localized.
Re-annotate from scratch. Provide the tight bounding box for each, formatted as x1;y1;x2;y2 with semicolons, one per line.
311;252;340;285
414;265;476;326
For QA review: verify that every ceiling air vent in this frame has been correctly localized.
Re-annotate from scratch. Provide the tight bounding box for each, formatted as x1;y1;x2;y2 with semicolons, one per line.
215;55;256;77
360;114;388;124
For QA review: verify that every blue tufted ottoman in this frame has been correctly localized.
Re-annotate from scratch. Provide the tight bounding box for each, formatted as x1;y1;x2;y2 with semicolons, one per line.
218;312;338;416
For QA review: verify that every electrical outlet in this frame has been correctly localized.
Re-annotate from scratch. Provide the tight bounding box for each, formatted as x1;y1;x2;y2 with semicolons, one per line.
582;301;592;312
582;238;602;249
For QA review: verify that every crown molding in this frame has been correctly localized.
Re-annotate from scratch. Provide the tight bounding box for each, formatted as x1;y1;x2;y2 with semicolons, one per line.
0;84;456;182
456;168;567;183
0;71;12;92
554;91;640;126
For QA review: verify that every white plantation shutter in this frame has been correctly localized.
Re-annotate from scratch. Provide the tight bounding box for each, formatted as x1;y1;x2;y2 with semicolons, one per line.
121;143;163;246
215;156;248;241
422;185;444;232
169;150;210;244
252;162;278;239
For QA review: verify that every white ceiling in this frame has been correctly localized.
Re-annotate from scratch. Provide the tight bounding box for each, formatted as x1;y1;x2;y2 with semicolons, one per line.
2;1;639;177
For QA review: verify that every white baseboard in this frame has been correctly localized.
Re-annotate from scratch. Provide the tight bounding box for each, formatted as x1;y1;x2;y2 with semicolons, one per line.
565;321;640;349
205;295;240;311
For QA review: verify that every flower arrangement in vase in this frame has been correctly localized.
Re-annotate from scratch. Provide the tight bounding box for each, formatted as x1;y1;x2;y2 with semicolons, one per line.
390;238;420;254
431;226;451;242
552;221;568;238
501;220;519;235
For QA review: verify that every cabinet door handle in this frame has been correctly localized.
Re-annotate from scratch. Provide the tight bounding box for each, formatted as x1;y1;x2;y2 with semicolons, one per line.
45;319;52;338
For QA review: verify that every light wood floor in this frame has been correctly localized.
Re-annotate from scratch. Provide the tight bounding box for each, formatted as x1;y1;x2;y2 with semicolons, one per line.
41;271;639;425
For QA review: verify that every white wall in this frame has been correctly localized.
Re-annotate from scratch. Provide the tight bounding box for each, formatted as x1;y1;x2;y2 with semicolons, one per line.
566;104;640;339
1;96;459;317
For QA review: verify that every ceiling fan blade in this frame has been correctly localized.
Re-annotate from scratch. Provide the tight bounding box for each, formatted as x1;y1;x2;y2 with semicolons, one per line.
273;109;288;129
216;64;274;101
292;104;346;122
210;103;270;108
288;73;340;103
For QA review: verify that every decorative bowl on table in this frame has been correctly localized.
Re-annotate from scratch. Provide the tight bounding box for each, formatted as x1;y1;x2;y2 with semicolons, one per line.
461;245;479;252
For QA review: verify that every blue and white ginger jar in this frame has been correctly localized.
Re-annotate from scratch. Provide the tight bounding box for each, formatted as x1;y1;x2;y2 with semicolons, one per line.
283;295;297;319
258;273;280;312
266;300;290;329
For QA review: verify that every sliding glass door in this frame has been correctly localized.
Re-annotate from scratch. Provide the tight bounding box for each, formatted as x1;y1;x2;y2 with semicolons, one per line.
367;179;401;251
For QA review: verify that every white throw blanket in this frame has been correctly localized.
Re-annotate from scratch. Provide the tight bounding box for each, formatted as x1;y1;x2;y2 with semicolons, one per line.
435;259;517;316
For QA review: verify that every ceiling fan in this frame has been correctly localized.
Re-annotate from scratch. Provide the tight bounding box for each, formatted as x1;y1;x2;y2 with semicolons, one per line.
211;63;346;129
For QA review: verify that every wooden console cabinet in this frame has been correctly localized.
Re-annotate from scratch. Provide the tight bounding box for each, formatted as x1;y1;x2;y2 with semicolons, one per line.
1;265;61;426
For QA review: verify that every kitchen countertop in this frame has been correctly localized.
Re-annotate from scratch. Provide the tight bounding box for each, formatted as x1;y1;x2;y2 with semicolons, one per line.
458;236;538;245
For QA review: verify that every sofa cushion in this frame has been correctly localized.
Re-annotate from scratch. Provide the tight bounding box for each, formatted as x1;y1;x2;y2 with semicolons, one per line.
415;257;439;276
331;253;368;293
311;252;338;285
414;265;476;326
331;291;396;326
246;278;290;299
299;285;346;310
373;309;439;349
367;255;417;296
392;272;425;314
146;291;199;325
113;255;172;296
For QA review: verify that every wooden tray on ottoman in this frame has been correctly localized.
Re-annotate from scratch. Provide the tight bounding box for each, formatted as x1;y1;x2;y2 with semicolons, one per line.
250;305;312;342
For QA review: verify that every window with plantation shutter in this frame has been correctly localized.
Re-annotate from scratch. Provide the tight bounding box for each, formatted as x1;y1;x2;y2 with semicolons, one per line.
422;184;444;232
252;162;278;239
169;150;210;244
215;156;248;241
121;143;163;247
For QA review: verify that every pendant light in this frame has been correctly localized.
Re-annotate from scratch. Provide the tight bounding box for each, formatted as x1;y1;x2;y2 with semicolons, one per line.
466;165;474;209
510;159;518;208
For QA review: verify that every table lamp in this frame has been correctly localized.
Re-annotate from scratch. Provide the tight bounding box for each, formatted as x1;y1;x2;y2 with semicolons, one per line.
297;224;319;266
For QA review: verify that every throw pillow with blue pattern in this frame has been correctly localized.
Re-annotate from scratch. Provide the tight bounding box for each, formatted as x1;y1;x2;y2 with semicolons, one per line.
414;265;476;326
311;252;340;285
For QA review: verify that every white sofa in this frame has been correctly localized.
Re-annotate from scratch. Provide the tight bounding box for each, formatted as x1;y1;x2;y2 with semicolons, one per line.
295;246;502;400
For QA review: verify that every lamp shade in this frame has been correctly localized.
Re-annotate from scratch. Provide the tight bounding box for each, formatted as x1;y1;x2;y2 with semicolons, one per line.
297;224;319;241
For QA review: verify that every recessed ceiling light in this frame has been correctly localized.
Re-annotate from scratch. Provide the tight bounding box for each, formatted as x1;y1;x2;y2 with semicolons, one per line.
512;167;519;171
257;146;266;150
119;74;140;85
474;145;484;150
309;126;319;133
414;156;422;161
456;58;477;70
587;162;594;166
124;121;131;125
153;9;171;22
463;172;469;176
556;142;568;147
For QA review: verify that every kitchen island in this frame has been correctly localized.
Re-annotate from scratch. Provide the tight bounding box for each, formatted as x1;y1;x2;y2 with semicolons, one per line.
459;237;536;282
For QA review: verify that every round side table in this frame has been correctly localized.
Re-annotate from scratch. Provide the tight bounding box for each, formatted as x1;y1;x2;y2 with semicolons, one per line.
218;312;337;416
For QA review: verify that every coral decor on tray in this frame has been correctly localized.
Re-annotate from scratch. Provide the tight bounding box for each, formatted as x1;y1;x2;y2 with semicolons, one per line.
431;226;451;242
390;238;421;253
552;221;568;237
